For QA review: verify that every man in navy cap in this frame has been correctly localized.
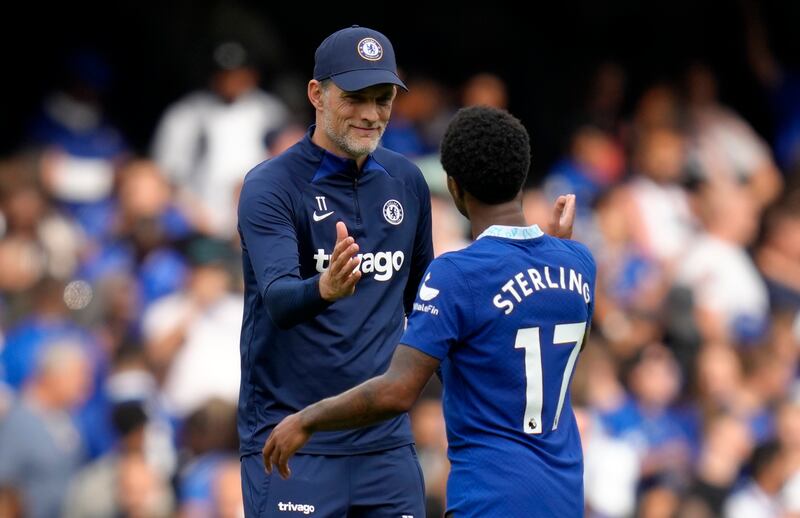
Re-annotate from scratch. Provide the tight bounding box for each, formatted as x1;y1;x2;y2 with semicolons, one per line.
236;25;431;517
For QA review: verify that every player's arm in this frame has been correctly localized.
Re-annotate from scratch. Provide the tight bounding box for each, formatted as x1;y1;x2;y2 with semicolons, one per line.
262;344;440;478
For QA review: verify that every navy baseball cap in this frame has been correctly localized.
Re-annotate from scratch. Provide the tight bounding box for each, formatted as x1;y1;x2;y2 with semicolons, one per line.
313;25;407;92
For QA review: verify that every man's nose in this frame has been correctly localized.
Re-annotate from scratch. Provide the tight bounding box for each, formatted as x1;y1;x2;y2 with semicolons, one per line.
359;100;379;122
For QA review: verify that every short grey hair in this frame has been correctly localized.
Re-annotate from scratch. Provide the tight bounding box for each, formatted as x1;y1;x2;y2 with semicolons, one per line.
35;340;88;376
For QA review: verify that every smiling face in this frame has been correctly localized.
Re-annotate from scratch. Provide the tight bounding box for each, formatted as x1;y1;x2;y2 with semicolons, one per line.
309;80;396;160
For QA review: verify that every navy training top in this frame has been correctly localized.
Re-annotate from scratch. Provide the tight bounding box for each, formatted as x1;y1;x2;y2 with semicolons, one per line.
237;126;433;456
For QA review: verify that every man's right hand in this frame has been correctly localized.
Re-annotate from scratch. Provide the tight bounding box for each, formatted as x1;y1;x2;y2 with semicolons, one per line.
319;221;362;301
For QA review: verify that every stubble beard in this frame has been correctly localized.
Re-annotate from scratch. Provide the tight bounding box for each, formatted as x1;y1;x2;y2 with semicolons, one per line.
322;108;384;158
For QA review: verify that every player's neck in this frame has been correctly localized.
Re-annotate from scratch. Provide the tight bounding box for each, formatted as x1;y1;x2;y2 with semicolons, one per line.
466;195;528;240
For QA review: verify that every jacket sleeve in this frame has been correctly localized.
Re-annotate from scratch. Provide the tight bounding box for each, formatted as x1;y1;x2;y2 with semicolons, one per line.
404;171;434;315
238;173;330;328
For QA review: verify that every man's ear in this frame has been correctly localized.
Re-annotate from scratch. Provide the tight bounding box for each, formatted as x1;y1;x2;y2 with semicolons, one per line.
308;80;325;111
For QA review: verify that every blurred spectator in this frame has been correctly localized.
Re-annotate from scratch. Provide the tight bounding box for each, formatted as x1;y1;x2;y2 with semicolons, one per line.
694;343;745;418
176;399;239;516
103;343;177;478
430;193;469;256
735;347;794;443
684;63;783;208
175;455;245;518
756;196;800;312
0;233;45;304
29;50;127;241
602;344;694;487
778;397;800;460
724;440;788;518
0;277;100;390
744;0;800;175
576;406;639;518
637;484;681;518
0;277;116;458
676;181;769;344
411;398;448;517
777;398;800;513
543;124;625;239
0;159;58;307
116;452;175;518
208;457;245;518
633;84;683;134
461;72;508;109
572;338;629;417
770;310;800;369
382;75;451;158
0;158;84;283
583;61;627;136
547;125;625;206
78;159;195;312
0;382;9;418
63;400;175;517
679;412;754;517
264;122;307;158
0;341;91;518
622;127;697;265
590;189;663;358
83;274;142;355
112;159;197;244
142;237;242;417
0;487;22;518
151;40;289;237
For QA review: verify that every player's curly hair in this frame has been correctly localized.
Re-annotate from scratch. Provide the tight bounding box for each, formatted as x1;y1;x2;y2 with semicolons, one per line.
440;106;531;204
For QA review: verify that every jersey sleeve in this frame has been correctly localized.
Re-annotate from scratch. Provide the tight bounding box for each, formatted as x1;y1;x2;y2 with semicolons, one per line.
400;256;473;360
238;173;300;296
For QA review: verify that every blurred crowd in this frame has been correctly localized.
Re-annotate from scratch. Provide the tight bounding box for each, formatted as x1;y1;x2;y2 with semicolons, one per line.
1;9;800;518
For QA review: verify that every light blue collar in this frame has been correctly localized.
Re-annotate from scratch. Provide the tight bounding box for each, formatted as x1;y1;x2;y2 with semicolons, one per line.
476;224;544;240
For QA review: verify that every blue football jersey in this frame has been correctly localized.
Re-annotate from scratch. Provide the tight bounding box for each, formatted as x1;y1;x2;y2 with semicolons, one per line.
401;224;596;518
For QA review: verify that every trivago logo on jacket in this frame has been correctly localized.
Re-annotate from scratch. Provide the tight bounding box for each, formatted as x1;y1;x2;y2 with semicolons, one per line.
314;249;404;281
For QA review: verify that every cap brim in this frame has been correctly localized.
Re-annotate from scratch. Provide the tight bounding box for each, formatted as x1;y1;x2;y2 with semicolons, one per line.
330;69;408;92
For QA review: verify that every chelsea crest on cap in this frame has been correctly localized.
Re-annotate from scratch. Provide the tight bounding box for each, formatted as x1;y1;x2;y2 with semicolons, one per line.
313;25;407;92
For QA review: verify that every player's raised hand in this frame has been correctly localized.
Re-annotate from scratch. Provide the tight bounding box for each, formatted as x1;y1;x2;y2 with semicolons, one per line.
262;413;309;479
319;221;362;301
547;194;576;239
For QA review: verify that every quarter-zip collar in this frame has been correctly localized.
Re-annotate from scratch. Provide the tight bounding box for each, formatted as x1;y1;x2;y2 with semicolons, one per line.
301;125;388;183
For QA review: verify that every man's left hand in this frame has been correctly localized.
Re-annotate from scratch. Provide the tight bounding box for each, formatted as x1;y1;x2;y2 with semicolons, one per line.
262;413;310;479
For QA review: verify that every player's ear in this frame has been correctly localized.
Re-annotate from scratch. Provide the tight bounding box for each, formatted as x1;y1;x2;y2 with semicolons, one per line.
308;80;325;111
447;176;468;218
446;176;463;202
